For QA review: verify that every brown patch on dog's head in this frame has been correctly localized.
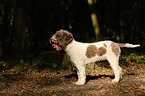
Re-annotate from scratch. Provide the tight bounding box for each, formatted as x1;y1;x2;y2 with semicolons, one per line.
111;42;120;56
86;45;106;58
97;47;106;56
49;29;73;51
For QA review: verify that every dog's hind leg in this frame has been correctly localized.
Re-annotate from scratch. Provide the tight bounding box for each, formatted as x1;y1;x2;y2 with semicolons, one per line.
107;56;121;83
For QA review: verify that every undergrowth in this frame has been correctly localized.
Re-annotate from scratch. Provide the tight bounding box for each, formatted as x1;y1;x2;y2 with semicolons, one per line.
0;52;144;73
124;53;145;64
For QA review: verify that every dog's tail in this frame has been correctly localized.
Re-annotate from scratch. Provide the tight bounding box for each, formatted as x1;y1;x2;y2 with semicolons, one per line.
118;43;140;48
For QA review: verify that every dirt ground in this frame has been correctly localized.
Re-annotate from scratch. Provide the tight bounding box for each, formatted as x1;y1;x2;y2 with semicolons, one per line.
0;57;145;96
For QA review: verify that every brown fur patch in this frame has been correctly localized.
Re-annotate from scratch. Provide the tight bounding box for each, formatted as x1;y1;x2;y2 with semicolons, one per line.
111;43;120;56
86;45;97;58
97;47;106;56
54;30;73;49
104;44;107;47
86;45;106;58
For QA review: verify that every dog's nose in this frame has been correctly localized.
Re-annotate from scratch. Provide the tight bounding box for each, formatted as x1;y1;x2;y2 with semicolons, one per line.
49;37;58;44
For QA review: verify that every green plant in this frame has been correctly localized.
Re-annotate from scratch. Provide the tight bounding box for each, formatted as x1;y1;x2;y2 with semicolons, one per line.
20;59;24;64
31;56;42;66
17;65;24;72
125;53;144;64
0;61;7;68
15;59;25;72
0;61;7;66
28;56;43;72
51;63;58;68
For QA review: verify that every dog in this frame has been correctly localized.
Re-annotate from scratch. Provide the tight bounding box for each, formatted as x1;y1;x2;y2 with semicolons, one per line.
49;29;140;85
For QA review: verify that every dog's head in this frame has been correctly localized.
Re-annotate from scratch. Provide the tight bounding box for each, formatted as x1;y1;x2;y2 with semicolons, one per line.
49;29;74;51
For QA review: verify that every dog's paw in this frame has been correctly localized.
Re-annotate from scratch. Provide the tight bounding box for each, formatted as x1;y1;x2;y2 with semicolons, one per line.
112;79;119;83
75;81;85;85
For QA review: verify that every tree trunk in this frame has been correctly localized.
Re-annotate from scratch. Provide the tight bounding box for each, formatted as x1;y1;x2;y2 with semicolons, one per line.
87;0;101;41
14;0;26;57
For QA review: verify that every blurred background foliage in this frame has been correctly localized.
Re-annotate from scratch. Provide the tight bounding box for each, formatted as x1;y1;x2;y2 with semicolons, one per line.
0;0;145;59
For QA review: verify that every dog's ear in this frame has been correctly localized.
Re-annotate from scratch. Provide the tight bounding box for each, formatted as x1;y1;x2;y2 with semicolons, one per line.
64;33;73;45
58;32;73;48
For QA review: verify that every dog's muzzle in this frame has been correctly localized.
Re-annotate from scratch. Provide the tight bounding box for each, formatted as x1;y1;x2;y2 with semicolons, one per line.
49;37;62;51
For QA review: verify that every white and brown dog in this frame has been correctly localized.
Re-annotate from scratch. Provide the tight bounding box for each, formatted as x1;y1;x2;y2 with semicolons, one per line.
49;29;140;85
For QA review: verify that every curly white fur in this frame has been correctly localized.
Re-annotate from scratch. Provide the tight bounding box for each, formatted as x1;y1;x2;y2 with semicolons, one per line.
65;40;122;85
50;30;140;85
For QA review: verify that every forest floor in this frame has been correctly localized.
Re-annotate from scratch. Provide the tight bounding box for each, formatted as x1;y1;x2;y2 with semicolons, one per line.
0;51;145;96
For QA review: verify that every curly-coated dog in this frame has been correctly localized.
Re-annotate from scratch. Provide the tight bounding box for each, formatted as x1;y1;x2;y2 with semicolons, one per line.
49;29;140;85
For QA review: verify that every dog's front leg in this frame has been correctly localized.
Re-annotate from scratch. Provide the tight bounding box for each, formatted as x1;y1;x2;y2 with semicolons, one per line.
75;64;86;85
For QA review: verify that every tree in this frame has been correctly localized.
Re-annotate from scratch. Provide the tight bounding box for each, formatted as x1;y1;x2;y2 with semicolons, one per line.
14;0;27;56
87;0;101;41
